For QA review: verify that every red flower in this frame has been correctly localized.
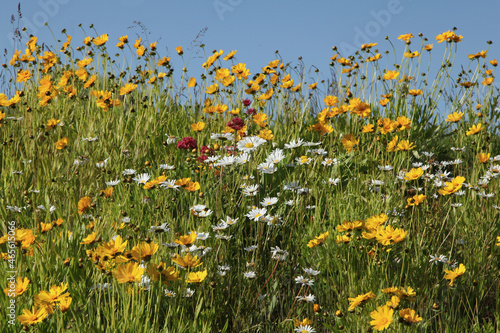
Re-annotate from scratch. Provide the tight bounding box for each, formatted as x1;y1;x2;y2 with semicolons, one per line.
227;117;244;131
177;137;197;150
246;108;256;116
242;99;251;106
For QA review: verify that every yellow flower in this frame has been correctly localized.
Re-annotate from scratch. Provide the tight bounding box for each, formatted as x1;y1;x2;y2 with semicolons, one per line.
17;307;48;326
223;50;237;61
445;111;464;122
136;45;145;57
370;305;393;331
424;44;434;51
186;270;208;283
119;83;137;95
444;263;466;286
175;46;183;55
308;82;318;89
17;69;32;83
398;33;414;42
482;77;494;85
184;181;200;192
40;222;53;233
77;57;93;68
231;63;250;80
4;277;30;297
191;122;205;132
205;83;219;94
379;98;389;107
130;242;159;261
307;231;329;248
478;153;490;163
187;77;197;87
348;291;375;311
55;137;69;150
78;196;92;215
408;89;422;96
258;129;274;140
362;124;375;133
383;70;399;80
157;57;171;66
407;194;426;206
466;123;483;136
80;232;98;245
404;168;424;181
386;135;398;152
258;88;274;101
438;176;465;195
59;296;72;313
172;253;203;269
133;38;141;48
92;34;108;46
399;308;422;324
489;59;497;67
341;134;358;153
174;232;197;246
395;140;415;151
83;36;93;45
46;119;61;129
113;262;145;283
436;30;463;43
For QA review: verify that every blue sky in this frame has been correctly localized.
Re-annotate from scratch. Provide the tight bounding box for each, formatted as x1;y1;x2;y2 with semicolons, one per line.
1;0;499;83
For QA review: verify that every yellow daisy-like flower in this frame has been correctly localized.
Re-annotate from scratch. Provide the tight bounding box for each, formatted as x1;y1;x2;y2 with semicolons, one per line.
113;262;145;284
186;270;208;283
399;308;423;324
370;305;394;331
443;263;466;286
383;70;399;80
466;123;483;136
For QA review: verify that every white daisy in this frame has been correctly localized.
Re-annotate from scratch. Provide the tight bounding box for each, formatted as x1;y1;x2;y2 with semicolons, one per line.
261;197;278;207
257;162;277;174
246;208;267;221
322;158;338;166
284;138;304;149
105;180;120;186
243;271;256;279
160;180;180;190
265;148;286;164
303;267;320;275
237;136;266;153
159;164;175;170
122;169;137;175
132;173;151;184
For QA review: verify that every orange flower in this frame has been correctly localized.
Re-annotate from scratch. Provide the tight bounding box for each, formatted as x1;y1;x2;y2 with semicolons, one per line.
55;137;69;150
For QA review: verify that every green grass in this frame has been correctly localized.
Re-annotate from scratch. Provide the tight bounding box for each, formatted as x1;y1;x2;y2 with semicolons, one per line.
0;27;500;332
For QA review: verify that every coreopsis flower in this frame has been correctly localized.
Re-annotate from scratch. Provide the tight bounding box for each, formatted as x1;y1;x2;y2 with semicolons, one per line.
78;196;92;215
444;263;466;286
399;308;422;324
113;262;145;283
17;307;48;326
424;44;434;51
258;129;274;140
482;77;494;85
92;34;108;46
307;231;329;248
408;89;422;96
80;232;98;245
478;153;490;163
187;77;197;87
77;57;93;68
175;46;183;55
17;69;32;83
438;176;465;195
258;88;274;101
130;242;159;261
323;95;338;106
348;291;375;311
383;70;399;80
191;122;205;132
34;282;70;313
466;123;483;136
370;305;394;331
407;194;426;206
341;134;358;153
55;137;69;150
386;136;399;152
445;111;464;122
404;168;423;180
223;50;237;60
46;118;61;129
4;277;29;297
184;181;201;192
490;59;498;66
349;98;371;118
231;63;250;80
186;270;208;283
172;253;203;269
376;225;407;245
398;33;414;42
136;45;146;57
119;83;137;95
395;140;415;151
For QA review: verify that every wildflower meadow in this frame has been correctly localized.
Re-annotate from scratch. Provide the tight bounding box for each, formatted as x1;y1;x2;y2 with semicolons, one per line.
1;25;500;332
